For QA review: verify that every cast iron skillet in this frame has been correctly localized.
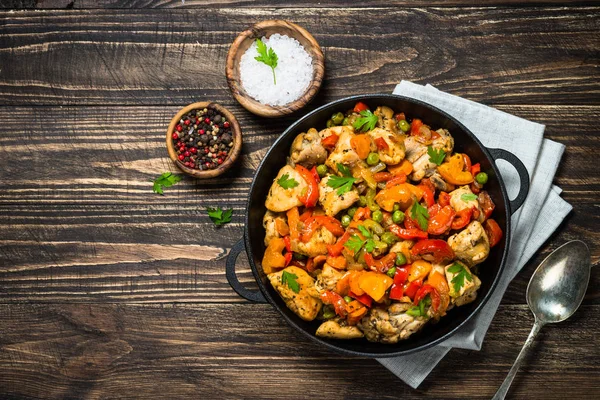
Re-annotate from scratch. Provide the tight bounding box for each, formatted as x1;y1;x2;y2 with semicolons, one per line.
226;94;529;358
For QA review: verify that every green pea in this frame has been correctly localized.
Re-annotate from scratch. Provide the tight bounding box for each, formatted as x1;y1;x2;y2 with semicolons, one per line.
366;152;380;166
316;164;328;177
341;214;352;228
381;232;398;245
398;119;410;132
476;172;488;185
344;296;353;303
347;207;358;217
322;310;336;319
372;210;383;223
342;117;350;126
395;252;407;266
393;203;401;212
359;196;368;207
331;112;344;125
392;210;405;224
387;266;397;278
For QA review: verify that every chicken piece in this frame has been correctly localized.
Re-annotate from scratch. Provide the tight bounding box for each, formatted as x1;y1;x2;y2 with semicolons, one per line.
447;221;490;267
374;106;399;134
263;211;287;246
268;266;322;321
358;303;428;343
322;126;361;173
315;264;345;294
293;226;336;257
318;175;359;216
449;185;484;222
265;165;307;212
444;262;481;306
405;128;454;181
316;319;364;339
389;240;415;263
368;128;406;165
289;128;327;168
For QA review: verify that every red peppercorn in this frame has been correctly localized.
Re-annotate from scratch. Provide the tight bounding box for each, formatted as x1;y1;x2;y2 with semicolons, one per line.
184;151;190;157
176;141;183;147
199;129;205;135
178;154;185;161
184;120;191;125
189;163;195;168
205;148;209;153
190;147;197;154
184;162;190;167
172;133;179;140
176;125;182;132
179;146;186;153
223;121;230;128
218;158;223;164
204;118;210;124
205;162;211;167
195;118;200;125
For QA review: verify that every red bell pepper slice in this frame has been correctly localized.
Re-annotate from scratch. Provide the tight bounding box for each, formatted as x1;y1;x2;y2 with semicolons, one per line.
389;267;409;300
389;224;429;240
462;153;472;173
320;290;348;317
418;184;435;208
471;163;481;177
295;164;319;208
321;133;339;149
364;252;397;274
310;165;320;183
326;230;353;257
353;102;369;113
478;191;495;220
299;209;313;222
410;119;423;136
484;219;503;247
451;208;473;230
438;191;451;207
305;257;315;273
301;216;345;242
374;137;389;151
410;239;455;264
385;174;407;188
352;207;371;222
284;252;293;267
283;235;292;252
404;279;423;300
427;205;455;235
373;172;393;182
414;284;441;312
349;291;373;308
395;112;406;121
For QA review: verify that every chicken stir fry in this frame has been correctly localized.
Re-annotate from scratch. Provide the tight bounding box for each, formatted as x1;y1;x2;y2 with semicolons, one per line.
261;101;503;343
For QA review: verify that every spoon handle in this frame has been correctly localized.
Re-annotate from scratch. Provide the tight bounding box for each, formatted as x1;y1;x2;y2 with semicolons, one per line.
492;320;543;400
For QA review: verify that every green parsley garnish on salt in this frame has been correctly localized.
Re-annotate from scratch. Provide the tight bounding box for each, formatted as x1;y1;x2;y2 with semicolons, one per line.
239;34;313;107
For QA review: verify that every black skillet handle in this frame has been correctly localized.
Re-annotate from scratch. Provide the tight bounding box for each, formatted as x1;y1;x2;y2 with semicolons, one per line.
487;148;530;215
225;239;267;303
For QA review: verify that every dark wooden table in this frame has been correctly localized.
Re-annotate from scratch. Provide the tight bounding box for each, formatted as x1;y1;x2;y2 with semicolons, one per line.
1;1;599;399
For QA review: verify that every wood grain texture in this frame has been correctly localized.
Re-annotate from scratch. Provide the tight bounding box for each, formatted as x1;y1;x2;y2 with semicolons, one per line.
0;8;598;106
0;303;598;399
0;105;598;304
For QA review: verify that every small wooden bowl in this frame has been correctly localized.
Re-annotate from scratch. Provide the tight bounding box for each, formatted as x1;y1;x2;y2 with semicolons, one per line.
226;20;325;118
166;102;242;178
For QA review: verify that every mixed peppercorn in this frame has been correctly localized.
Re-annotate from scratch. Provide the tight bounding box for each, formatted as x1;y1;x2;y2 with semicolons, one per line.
171;107;234;170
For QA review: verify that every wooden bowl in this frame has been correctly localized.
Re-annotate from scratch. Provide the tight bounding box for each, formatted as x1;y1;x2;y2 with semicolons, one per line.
166;102;242;178
226;20;325;118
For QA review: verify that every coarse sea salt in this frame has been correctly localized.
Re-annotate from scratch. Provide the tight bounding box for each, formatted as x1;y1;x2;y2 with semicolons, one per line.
239;34;313;107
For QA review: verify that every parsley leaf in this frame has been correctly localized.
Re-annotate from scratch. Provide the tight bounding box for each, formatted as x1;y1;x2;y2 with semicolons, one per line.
461;193;478;202
407;296;431;317
353;110;379;132
427;146;446;166
327;165;357;196
255;39;278;85
358;225;372;238
151;172;182;195
447;263;473;294
410;202;429;231
207;206;233;226
281;270;300;293
277;173;299;190
344;227;376;254
344;234;365;253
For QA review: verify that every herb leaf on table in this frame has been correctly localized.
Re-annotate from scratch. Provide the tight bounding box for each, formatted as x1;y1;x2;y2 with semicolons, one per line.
207;207;233;226
152;172;182;195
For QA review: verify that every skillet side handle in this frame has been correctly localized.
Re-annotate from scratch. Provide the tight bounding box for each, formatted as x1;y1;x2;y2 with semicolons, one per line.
225;239;267;303
487;148;530;215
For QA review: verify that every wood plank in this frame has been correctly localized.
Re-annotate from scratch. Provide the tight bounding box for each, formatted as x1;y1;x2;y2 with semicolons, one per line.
0;105;598;303
0;8;598;105
0;303;598;399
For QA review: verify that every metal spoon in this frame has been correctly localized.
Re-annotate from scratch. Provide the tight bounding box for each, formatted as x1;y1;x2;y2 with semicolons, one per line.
492;240;591;400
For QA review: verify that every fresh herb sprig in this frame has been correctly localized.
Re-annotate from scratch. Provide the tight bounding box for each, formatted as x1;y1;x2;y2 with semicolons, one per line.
461;193;478;202
447;263;473;294
353;110;379;132
327;163;357;195
277;173;299;190
151;172;182;195
427;146;446;166
255;39;278;85
344;225;376;254
207;206;233;226
281;270;300;293
411;202;429;231
407;295;431;317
